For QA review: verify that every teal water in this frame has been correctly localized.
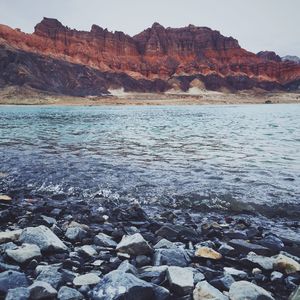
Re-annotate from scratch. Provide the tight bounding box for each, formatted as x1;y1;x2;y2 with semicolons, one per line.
0;104;299;216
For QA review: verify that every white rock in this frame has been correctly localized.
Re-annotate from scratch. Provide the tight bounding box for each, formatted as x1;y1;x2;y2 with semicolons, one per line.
73;273;101;286
167;266;193;296
6;243;41;263
273;254;300;274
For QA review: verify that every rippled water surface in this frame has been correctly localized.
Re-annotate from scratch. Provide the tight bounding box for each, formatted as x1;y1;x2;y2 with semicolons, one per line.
0;104;299;215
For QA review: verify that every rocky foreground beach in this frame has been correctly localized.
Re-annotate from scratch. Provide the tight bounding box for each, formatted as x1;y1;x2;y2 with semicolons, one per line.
0;195;299;300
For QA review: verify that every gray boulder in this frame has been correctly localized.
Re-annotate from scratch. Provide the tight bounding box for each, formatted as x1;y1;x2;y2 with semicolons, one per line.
0;271;29;294
92;270;155;300
19;226;67;252
57;286;84;300
241;252;275;271
166;266;193;295
116;233;152;256
228;281;274;300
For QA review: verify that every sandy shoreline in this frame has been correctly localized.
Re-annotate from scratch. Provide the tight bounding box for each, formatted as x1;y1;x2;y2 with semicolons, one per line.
0;87;300;106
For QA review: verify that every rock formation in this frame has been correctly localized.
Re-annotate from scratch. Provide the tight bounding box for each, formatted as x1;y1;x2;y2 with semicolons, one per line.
0;17;300;96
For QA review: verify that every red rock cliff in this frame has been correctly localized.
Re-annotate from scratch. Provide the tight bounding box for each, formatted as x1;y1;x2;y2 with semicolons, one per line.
0;17;300;93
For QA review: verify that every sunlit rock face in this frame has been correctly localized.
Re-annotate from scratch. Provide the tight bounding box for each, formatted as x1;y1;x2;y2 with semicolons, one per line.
0;17;300;95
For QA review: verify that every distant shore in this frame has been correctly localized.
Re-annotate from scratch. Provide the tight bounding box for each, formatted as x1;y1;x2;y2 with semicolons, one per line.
0;87;300;106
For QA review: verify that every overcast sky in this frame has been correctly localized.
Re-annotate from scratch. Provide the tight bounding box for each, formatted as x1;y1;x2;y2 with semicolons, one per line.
0;0;299;56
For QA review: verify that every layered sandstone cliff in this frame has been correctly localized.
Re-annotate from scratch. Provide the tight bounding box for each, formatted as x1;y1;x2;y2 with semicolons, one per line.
0;17;299;96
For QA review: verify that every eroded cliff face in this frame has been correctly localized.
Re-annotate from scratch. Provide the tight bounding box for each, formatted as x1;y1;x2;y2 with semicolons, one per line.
0;17;299;96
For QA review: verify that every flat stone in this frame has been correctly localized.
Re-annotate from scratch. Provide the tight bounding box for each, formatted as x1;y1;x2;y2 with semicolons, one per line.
166;266;193;296
5;287;30;300
273;254;300;274
57;286;84;300
193;280;228;300
94;233;117;248
154;248;191;267
195;246;222;260
6;243;41;264
92;270;155;300
0;270;29;294
65;227;87;242
73;273;101;286
29;281;57;299
228;239;269;255
19;225;67;253
116;233;152;256
242;252;275;270
228;281;274;300
0;229;22;243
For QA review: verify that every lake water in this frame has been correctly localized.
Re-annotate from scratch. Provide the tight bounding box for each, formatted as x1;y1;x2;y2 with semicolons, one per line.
0;104;299;217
